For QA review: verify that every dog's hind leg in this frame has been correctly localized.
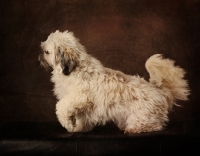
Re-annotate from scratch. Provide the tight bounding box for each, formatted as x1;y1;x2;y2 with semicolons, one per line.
124;114;164;133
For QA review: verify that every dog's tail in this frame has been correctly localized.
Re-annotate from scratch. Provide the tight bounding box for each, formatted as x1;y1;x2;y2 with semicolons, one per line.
145;54;190;109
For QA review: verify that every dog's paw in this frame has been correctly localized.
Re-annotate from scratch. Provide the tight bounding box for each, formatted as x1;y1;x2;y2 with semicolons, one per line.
63;115;75;132
60;118;75;132
56;113;75;132
61;115;84;132
69;114;76;127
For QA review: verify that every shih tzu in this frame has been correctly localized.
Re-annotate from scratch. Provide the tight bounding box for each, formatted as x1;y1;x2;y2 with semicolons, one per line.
39;30;189;133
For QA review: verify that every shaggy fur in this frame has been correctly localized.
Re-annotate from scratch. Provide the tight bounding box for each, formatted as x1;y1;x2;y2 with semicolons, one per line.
39;30;190;133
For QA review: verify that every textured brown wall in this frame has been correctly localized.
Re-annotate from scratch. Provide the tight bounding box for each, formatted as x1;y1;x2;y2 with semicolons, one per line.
0;0;199;122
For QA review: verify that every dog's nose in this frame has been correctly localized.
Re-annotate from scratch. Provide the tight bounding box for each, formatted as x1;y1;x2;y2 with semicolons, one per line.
38;54;53;71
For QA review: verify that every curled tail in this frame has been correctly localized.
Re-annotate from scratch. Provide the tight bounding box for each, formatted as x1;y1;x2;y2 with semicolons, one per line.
145;54;190;108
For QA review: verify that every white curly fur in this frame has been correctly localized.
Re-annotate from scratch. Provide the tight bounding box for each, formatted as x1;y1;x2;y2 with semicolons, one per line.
39;30;190;133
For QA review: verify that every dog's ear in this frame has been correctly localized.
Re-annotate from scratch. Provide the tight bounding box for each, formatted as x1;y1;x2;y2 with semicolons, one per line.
57;47;78;75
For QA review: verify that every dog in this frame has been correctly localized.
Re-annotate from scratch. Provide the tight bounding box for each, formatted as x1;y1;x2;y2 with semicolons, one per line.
39;30;190;133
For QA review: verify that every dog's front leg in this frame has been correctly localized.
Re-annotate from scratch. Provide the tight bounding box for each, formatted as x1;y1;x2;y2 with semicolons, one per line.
55;93;93;132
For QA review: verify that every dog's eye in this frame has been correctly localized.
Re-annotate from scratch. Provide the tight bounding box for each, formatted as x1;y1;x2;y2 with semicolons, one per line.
44;51;50;54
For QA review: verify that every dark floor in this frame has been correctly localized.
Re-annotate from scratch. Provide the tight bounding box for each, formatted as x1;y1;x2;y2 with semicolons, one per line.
0;0;200;155
1;121;200;155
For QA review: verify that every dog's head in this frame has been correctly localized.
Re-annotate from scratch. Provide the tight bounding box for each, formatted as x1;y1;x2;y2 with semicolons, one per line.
39;30;82;75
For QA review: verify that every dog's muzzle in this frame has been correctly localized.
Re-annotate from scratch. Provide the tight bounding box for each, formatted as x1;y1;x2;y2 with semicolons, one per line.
38;54;52;71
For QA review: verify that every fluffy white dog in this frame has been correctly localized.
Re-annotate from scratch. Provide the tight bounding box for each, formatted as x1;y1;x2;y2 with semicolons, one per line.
39;30;190;133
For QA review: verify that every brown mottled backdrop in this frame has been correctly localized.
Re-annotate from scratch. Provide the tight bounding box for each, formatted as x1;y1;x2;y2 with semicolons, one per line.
0;0;199;122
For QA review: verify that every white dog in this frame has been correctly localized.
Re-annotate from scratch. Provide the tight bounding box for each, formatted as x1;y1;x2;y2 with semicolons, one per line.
39;30;190;133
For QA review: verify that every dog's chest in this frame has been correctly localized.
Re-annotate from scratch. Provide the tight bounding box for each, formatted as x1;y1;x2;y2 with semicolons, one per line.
51;74;71;100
